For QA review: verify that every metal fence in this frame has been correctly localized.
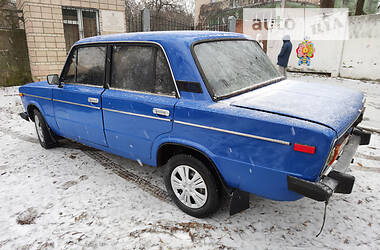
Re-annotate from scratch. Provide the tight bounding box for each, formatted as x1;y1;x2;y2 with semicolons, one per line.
126;9;232;33
150;14;194;31
126;11;143;33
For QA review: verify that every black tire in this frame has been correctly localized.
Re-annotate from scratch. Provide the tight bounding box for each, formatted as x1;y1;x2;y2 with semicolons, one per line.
33;109;58;149
164;154;221;218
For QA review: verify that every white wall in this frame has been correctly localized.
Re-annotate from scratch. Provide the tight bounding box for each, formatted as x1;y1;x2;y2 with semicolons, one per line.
266;14;380;81
339;14;380;81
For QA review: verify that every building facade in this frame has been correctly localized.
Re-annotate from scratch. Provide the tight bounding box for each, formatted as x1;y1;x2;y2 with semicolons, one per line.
17;0;126;82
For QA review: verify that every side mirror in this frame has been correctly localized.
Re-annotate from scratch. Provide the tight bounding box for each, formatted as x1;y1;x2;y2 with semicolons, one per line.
47;74;60;85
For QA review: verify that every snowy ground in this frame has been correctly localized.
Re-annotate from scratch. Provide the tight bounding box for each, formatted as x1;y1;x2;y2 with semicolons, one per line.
0;74;379;249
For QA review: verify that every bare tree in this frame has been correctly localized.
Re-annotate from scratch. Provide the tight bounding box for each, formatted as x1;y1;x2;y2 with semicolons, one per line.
140;0;193;14
320;0;335;8
0;0;19;29
126;0;193;26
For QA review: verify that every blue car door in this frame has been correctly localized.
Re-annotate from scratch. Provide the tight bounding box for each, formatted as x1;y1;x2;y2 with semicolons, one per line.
102;44;178;164
53;45;107;146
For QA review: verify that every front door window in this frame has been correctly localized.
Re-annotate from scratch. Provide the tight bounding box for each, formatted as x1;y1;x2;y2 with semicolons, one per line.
61;45;106;86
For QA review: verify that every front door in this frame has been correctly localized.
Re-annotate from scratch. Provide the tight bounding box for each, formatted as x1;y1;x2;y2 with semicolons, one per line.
53;45;107;146
102;44;178;164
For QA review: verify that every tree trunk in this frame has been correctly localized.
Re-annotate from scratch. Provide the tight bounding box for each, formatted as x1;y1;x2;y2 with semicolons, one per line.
355;0;365;15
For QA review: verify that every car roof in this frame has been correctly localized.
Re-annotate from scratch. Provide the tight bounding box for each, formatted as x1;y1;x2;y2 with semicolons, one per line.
74;31;248;46
74;31;251;96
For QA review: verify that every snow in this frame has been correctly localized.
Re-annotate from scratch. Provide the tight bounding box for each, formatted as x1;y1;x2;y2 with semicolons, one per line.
0;74;380;249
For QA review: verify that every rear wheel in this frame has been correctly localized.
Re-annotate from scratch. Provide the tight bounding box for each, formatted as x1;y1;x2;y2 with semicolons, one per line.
33;110;57;149
164;154;220;218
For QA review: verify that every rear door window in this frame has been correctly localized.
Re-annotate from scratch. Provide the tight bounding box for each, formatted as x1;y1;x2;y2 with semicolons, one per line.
111;44;176;96
111;45;154;92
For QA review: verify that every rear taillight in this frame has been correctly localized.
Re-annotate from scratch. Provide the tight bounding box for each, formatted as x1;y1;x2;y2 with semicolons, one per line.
327;135;350;166
327;144;342;166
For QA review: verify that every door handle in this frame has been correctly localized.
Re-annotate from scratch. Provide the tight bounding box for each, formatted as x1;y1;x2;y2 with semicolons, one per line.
153;108;170;117
88;97;99;104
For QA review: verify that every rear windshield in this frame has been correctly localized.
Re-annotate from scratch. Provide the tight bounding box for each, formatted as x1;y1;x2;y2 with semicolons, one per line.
193;40;282;99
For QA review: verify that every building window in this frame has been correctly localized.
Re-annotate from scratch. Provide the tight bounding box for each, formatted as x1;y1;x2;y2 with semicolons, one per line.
62;7;100;52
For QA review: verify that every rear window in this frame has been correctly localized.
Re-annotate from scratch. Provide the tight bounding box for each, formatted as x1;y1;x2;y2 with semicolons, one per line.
194;40;282;99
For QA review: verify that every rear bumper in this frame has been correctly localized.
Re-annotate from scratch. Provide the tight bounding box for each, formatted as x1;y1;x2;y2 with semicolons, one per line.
287;171;355;202
287;132;369;202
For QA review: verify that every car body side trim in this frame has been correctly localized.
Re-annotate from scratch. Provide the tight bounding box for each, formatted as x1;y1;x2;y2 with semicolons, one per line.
52;98;101;110
23;93;52;101
103;107;171;122
63;83;105;88
174;120;291;145
108;87;177;98
23;94;290;145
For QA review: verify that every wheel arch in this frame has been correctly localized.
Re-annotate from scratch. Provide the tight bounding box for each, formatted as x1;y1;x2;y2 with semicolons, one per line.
26;103;41;122
156;142;231;193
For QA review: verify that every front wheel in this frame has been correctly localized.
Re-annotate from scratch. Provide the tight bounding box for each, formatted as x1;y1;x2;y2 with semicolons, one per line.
33;110;57;149
164;154;221;218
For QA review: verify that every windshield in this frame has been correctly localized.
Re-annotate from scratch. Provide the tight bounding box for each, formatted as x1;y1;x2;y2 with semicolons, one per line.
194;40;282;99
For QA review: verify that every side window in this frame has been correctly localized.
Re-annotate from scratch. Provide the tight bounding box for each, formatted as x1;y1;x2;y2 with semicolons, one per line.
62;49;77;83
76;46;106;86
111;45;176;96
111;45;154;92
61;46;106;86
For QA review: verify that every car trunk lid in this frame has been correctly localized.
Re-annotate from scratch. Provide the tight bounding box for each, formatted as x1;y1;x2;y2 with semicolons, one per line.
227;79;364;136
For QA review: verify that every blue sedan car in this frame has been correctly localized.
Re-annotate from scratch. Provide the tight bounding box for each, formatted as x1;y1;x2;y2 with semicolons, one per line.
19;31;370;218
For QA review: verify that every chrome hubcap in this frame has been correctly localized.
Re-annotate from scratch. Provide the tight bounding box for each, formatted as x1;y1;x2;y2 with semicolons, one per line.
34;115;44;143
171;165;207;209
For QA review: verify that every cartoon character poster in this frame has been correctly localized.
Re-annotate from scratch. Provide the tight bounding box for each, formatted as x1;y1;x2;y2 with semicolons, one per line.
296;39;315;66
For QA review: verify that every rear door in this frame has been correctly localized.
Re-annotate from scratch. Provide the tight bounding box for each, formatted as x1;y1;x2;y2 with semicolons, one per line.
102;43;178;164
53;45;107;146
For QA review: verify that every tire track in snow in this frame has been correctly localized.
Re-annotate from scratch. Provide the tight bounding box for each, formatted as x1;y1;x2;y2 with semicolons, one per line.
82;150;172;204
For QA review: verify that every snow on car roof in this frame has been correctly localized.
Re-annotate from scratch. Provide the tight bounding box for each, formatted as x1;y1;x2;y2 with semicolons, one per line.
74;31;248;46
